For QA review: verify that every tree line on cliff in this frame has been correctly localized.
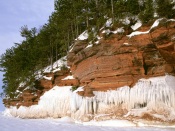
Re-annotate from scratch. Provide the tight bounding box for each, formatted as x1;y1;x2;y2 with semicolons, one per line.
0;0;175;98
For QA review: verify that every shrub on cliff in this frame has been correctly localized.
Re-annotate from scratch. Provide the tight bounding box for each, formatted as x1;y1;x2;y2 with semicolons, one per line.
60;65;69;72
139;0;154;23
156;0;175;19
70;85;79;92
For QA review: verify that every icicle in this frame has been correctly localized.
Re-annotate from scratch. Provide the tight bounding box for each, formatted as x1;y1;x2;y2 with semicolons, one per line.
93;98;97;114
6;75;175;121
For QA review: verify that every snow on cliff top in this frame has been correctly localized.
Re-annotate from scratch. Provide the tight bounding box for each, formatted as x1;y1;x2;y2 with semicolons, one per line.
34;56;69;80
62;75;74;80
77;30;88;41
127;18;162;38
127;18;175;38
131;21;142;31
43;56;69;73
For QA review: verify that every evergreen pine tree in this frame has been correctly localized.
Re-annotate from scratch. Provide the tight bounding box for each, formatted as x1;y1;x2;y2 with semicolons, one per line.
139;0;154;23
156;0;175;18
126;0;140;15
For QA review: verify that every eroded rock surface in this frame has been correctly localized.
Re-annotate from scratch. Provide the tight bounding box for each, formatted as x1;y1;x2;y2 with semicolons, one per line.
67;20;175;95
3;70;79;108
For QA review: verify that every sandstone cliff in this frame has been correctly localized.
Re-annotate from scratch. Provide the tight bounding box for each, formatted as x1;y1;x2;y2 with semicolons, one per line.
3;68;79;108
67;18;175;96
3;18;175;123
4;18;175;108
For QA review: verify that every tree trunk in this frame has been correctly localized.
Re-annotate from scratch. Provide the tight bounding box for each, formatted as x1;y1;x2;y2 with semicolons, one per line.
111;0;114;24
50;37;53;69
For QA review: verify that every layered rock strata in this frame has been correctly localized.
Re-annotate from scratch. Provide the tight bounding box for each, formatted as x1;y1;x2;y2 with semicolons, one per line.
3;19;175;124
3;70;79;108
67;19;175;96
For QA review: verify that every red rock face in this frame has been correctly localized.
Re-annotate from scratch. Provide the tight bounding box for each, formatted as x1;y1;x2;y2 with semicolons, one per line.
3;19;175;107
39;79;53;89
67;20;175;96
58;79;79;86
3;71;80;108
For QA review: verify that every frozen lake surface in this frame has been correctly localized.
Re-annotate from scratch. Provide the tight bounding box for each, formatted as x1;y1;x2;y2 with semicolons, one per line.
0;112;174;131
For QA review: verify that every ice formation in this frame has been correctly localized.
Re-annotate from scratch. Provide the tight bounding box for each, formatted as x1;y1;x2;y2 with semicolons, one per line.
5;75;175;121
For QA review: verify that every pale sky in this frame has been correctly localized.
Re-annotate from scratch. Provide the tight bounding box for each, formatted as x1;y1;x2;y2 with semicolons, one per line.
0;0;55;111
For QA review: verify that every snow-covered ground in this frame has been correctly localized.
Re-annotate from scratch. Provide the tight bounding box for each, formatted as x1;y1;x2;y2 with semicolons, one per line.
0;112;174;131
